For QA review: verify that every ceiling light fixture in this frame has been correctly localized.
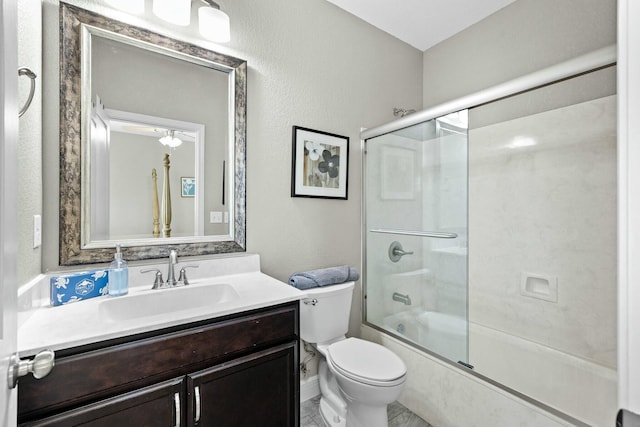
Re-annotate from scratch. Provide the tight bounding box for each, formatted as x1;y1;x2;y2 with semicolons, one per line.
152;0;191;26
159;130;183;148
106;0;144;14
198;0;231;43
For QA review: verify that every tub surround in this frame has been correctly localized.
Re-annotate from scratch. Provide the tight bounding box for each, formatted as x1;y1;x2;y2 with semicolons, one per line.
469;95;617;371
469;322;616;426
381;309;615;426
362;325;580;427
18;253;304;355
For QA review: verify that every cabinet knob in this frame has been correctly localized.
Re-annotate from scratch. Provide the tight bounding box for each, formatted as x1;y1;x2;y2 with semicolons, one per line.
7;349;55;389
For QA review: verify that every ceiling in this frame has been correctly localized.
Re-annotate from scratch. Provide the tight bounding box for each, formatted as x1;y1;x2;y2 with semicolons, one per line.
325;0;518;52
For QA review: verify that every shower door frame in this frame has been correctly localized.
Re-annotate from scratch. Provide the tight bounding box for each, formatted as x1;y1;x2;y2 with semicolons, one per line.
360;44;617;426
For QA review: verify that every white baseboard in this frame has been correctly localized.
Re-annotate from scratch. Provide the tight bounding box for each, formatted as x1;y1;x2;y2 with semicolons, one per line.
300;375;320;402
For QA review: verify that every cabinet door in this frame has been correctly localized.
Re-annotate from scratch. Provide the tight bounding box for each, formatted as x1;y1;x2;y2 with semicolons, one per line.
20;377;185;427
187;342;299;427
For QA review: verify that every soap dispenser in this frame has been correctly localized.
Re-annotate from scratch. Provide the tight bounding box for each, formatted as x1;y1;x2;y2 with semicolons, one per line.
109;244;128;296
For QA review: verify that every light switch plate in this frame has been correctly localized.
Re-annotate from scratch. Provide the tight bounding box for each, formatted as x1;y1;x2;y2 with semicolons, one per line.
210;211;223;223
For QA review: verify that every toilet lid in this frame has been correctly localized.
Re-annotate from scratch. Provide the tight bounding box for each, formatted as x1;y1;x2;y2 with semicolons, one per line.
327;338;406;386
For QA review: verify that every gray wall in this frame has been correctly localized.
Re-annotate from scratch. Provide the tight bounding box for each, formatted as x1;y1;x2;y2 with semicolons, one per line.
36;0;423;340
422;0;616;109
234;1;422;336
17;0;42;286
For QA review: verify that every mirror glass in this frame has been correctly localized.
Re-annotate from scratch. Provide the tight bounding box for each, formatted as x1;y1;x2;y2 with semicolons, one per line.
60;3;247;265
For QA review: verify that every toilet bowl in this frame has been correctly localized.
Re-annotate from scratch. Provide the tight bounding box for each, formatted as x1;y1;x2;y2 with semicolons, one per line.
326;338;406;427
300;281;407;427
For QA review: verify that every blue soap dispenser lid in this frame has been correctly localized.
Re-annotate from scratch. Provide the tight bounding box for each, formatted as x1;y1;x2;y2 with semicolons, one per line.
114;244;123;262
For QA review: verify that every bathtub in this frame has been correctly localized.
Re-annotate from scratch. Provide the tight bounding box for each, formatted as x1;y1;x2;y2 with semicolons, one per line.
383;309;467;363
382;309;616;426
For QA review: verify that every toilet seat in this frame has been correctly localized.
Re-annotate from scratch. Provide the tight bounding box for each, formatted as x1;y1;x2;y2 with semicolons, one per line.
326;338;406;387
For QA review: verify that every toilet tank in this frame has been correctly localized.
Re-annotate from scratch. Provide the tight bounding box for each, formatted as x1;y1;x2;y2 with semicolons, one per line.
299;281;355;344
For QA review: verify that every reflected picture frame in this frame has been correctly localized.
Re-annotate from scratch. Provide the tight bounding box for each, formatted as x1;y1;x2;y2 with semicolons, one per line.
380;145;415;200
181;177;195;198
291;126;349;200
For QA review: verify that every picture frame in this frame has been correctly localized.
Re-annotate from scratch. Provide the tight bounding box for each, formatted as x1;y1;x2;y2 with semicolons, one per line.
291;126;349;199
181;177;195;198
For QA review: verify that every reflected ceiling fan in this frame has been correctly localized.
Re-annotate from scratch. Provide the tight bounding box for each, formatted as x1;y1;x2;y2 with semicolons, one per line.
109;120;196;147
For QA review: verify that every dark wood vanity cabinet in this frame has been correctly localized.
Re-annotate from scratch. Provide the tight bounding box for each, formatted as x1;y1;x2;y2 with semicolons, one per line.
18;302;300;427
187;344;297;426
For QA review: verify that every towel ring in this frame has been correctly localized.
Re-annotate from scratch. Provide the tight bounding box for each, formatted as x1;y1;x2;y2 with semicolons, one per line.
18;67;37;118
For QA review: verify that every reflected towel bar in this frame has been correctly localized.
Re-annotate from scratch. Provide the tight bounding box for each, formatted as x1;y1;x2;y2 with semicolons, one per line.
370;229;458;239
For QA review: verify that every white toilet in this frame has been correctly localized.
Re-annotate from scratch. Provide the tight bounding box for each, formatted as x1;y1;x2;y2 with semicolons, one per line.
300;281;407;427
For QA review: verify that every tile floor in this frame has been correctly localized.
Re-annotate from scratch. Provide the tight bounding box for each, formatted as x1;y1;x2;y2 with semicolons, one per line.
300;396;433;427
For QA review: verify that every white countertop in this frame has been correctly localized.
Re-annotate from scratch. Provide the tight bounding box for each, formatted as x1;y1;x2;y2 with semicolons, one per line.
18;261;305;355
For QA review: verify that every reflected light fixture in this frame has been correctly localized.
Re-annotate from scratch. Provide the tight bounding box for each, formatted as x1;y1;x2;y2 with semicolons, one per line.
153;0;191;26
159;130;183;148
508;136;537;149
198;0;231;43
106;0;144;14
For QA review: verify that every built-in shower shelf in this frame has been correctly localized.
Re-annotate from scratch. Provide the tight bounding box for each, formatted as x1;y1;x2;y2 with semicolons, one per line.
431;247;467;256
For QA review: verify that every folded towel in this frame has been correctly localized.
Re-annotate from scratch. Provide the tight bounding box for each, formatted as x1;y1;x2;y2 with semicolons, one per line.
289;265;360;290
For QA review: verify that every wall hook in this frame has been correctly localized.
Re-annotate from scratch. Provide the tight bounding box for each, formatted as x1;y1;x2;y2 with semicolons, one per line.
18;67;37;118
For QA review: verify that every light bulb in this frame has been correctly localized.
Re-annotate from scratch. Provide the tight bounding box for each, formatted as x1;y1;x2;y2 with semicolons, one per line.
198;6;230;43
153;0;191;26
159;131;183;148
167;137;183;148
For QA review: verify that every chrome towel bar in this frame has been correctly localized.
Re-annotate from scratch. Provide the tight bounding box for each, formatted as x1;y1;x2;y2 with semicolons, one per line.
18;67;37;118
370;228;458;239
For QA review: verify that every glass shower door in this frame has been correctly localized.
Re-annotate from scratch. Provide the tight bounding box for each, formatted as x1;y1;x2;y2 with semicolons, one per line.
363;111;469;364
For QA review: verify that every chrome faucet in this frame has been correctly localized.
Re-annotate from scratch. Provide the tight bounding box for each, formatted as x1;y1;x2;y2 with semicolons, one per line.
177;265;199;285
141;250;199;289
140;268;165;289
392;292;412;305
166;249;178;287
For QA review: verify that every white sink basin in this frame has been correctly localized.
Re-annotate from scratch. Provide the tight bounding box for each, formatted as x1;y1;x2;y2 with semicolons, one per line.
98;283;240;321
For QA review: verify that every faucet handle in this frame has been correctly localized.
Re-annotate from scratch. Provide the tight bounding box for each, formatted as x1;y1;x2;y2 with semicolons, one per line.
141;268;164;289
177;265;199;286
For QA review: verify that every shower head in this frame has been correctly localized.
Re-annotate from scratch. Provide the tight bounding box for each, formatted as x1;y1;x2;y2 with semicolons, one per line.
393;107;416;117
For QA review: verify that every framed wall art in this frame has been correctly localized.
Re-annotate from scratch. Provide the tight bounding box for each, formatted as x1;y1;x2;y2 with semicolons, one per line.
291;126;349;200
